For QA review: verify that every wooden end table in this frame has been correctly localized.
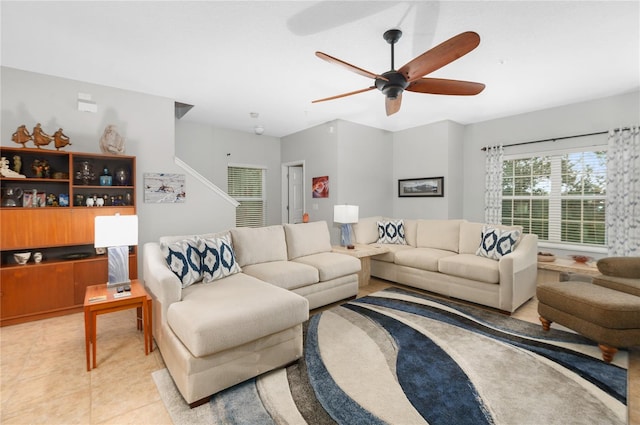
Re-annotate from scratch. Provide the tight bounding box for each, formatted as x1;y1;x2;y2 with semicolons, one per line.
332;243;390;287
537;258;599;284
83;279;152;371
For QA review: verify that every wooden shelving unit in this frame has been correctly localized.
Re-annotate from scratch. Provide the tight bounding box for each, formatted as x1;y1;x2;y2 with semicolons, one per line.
0;147;137;326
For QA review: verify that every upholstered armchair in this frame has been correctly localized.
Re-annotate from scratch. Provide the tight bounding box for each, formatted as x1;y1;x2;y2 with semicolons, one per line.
537;257;640;363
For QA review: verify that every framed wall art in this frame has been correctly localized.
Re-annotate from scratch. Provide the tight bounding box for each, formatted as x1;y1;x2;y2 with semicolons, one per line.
312;176;329;198
398;176;444;197
144;173;186;203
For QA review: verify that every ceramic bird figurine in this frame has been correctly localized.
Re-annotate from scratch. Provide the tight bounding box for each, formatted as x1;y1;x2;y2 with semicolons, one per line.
11;125;33;147
32;123;53;148
53;128;71;150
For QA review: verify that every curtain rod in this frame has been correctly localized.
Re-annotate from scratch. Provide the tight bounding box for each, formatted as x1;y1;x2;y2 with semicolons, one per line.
480;127;633;151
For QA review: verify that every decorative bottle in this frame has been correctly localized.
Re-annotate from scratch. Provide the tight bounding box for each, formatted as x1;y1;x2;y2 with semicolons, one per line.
99;166;112;186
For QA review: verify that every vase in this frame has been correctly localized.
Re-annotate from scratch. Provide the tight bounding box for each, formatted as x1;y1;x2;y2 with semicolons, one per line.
113;166;130;186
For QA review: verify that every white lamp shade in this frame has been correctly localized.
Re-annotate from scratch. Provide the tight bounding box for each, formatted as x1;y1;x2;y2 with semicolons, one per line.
94;214;139;248
334;205;359;224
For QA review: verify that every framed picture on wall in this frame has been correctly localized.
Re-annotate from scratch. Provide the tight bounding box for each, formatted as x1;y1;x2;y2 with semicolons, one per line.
312;176;329;198
398;177;444;197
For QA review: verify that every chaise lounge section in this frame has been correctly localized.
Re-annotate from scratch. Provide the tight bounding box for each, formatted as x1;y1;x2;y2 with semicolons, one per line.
143;220;360;405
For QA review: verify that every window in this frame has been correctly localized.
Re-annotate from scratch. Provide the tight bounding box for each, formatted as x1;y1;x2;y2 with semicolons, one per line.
501;149;607;247
227;166;266;227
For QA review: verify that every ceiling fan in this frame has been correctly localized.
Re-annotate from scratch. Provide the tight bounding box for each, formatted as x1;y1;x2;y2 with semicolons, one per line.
312;29;485;116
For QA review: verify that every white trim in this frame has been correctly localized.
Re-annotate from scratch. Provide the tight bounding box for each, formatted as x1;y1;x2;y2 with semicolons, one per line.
174;156;239;207
228;162;267;170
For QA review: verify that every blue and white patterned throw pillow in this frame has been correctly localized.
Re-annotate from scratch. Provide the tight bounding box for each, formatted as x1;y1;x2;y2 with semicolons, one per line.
476;226;521;260
162;238;203;288
377;220;407;245
201;234;241;283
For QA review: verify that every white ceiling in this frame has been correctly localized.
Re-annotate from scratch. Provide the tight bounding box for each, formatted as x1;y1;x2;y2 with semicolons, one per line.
2;1;639;138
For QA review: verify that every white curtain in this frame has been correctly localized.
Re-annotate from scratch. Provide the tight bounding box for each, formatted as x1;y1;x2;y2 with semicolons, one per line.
606;126;640;256
484;144;503;224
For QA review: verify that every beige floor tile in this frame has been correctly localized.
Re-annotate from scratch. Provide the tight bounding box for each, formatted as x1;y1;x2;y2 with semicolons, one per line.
1;388;90;425
90;373;161;423
97;399;173;425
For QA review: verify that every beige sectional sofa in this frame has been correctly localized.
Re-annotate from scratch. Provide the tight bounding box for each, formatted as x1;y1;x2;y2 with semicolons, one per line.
143;220;360;405
353;217;538;313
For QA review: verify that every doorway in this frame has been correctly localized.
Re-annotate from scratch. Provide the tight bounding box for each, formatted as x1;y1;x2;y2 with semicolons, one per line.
282;161;305;224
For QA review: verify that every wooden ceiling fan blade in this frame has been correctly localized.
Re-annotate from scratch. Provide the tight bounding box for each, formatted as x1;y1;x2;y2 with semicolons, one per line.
312;86;375;103
398;31;480;83
385;94;402;116
316;52;388;81
407;78;485;95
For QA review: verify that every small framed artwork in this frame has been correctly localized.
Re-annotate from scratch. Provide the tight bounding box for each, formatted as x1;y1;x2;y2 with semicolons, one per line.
59;193;69;207
144;173;186;203
312;176;329;198
398;177;444;197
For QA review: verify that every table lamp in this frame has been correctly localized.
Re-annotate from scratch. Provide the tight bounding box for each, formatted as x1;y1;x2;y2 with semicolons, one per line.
94;214;138;287
334;205;358;249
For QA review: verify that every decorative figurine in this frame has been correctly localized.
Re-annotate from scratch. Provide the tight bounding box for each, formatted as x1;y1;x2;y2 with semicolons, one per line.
0;157;26;178
13;155;22;174
99;124;125;154
12;125;32;147
32;123;54;148
53;128;71;150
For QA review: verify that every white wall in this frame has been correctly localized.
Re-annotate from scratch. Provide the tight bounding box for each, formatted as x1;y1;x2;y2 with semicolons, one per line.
174;119;282;225
1;67;237;275
462;90;640;222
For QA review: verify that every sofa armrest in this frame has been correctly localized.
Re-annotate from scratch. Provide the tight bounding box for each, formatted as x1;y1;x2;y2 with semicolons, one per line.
497;233;538;312
142;242;182;310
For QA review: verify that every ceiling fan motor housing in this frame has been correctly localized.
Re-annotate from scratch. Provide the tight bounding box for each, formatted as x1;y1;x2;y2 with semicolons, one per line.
375;71;409;99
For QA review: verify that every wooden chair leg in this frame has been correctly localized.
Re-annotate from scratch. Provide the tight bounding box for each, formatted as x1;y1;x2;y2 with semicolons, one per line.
539;316;552;331
598;344;618;363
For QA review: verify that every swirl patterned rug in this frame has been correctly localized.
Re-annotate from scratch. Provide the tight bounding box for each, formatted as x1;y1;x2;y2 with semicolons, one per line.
152;287;628;425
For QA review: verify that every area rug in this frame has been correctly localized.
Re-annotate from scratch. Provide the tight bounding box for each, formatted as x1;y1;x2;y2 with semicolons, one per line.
152;287;628;424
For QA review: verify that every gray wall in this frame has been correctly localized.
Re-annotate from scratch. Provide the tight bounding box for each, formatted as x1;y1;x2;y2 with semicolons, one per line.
281;119;393;243
392;120;465;219
174;119;282;226
1;67;237;276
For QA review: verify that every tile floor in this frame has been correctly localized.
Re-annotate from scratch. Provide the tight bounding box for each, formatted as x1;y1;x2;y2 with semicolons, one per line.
1;278;637;424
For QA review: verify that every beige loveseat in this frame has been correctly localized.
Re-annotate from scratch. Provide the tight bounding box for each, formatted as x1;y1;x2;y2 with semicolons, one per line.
143;221;360;406
353;217;538;313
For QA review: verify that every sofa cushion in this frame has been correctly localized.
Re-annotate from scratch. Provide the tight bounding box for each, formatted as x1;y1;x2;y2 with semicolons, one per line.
283;221;332;259
242;260;319;290
353;216;384;245
293;252;361;281
200;234;242;283
459;222;523;255
596;257;640;279
377;219;408;245
168;273;308;357
476;225;521;260
230;225;288;267
394;247;457;272
438;254;500;284
161;238;203;288
416;220;463;252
